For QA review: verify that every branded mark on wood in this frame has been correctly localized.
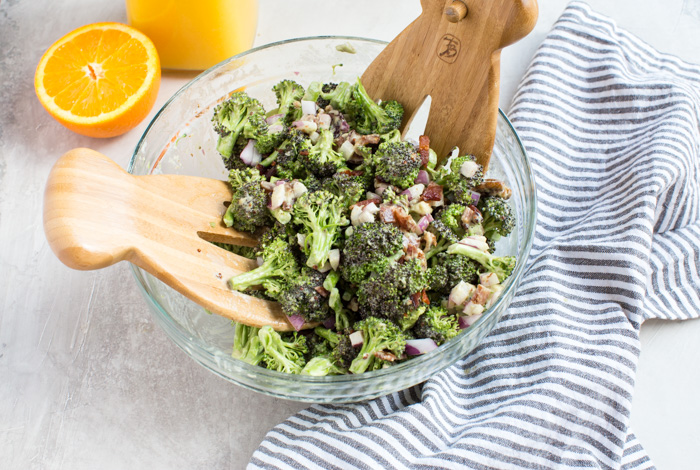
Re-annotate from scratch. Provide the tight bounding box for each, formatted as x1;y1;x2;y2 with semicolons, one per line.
437;34;461;63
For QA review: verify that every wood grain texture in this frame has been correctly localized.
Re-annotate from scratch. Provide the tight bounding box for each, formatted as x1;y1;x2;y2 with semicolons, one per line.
361;0;538;169
43;148;305;331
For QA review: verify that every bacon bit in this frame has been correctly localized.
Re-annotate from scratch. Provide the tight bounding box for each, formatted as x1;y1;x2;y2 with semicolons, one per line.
418;135;430;168
421;290;430;305
281;201;292;211
461;206;475;227
468;205;483;224
347;130;381;147
422;231;437;251
404;242;427;269
475;179;512;200
379;205;396;223
314;286;330;297
339;169;364;177
410;292;422;308
374;351;397;362
351;198;382;210
299;149;309;156
471;284;492;305
421;182;443;202
393;206;419;233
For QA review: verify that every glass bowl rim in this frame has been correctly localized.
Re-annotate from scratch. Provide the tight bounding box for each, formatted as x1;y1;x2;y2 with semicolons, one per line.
127;35;538;388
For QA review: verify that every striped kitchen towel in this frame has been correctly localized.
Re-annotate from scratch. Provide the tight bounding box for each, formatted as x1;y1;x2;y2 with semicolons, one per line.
250;2;700;469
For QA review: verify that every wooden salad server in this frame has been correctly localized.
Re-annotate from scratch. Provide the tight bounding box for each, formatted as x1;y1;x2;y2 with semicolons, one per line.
43;148;307;331
361;0;538;169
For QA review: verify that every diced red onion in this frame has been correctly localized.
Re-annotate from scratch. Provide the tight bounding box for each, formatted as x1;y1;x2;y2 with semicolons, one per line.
240;140;262;166
458;313;483;329
301;100;317;115
405;338;438;355
275;179;286;186
256;257;264;266
292;181;307;197
480;272;500;287
349;330;364;347
329;249;340;270
322;316;336;329
448;281;475;308
268;124;284;134
366;191;380;200
414;170;430;185
460;160;480;178
317;113;332;129
287;314;306;331
339;140;355;160
362;202;379;216
417;214;433;232
457;237;490;252
471;191;481;204
292;120;317;134
400;184;425;201
462;301;485;317
317;261;332;273
350;205;362;226
270;184;286;210
260;181;276;191
266;113;284;125
357;210;375;225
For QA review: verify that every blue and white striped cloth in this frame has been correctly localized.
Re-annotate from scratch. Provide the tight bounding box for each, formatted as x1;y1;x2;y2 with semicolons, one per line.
250;3;700;468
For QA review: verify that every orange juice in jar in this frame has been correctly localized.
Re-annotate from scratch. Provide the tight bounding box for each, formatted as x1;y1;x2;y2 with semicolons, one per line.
125;0;258;70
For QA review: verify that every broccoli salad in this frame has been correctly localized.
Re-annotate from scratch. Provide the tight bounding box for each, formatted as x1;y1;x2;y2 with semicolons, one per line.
211;77;516;376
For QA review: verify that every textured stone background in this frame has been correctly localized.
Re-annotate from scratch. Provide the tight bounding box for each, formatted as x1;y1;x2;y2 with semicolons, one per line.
1;1;699;468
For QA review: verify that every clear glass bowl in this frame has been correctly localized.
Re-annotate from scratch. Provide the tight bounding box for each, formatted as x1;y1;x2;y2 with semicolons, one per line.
128;37;537;403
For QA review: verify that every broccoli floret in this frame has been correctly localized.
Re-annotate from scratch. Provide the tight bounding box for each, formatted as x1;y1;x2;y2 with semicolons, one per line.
380;129;402;144
323;170;371;207
349;78;404;135
273;79;305;123
374;141;422;189
437;204;467;238
425;219;459;260
479;196;515;242
223;168;270;232
430;252;480;294
349;317;407;374
323;271;352;331
278;268;329;322
356;258;429;323
397;306;427;331
231;323;264;365
443;155;484;205
301;356;346;376
258;326;307;374
301;128;346;177
302;81;323;102
312;326;357;370
249;113;286;155
412;306;461;345
228;237;299;299
212;92;265;163
447;242;516;282
293;190;348;269
340;221;404;284
318;81;354;111
260;127;311;174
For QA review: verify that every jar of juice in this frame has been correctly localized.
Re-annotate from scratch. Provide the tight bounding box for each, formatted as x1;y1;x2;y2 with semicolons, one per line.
125;0;258;70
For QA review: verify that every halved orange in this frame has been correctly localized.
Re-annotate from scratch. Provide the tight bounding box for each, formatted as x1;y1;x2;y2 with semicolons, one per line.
35;22;160;138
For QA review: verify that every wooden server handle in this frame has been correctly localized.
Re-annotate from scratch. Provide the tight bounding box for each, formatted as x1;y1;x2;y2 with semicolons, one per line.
361;0;538;169
43;148;301;330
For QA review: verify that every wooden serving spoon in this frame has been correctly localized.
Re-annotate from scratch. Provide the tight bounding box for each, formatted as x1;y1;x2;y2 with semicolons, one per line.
44;2;537;331
362;0;538;169
43;148;306;331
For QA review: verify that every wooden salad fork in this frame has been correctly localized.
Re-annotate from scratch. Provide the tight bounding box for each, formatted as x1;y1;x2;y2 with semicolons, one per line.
43;148;298;330
43;1;537;330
